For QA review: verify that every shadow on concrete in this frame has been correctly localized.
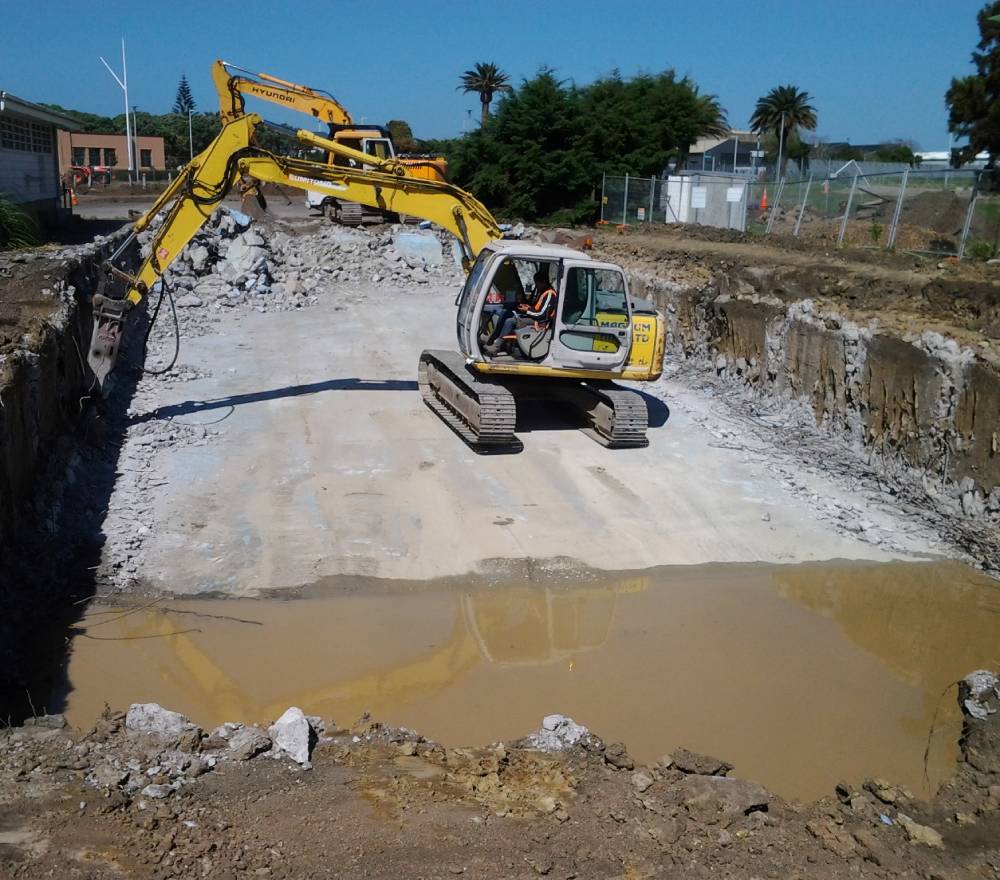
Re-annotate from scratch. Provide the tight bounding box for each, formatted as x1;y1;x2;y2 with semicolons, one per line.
516;389;671;435
638;391;671;428
130;377;419;424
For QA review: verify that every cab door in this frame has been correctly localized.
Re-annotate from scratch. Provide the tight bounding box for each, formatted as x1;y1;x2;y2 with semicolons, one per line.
551;260;632;372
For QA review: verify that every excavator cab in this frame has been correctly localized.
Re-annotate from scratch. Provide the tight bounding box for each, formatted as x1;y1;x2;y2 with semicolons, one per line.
456;242;633;374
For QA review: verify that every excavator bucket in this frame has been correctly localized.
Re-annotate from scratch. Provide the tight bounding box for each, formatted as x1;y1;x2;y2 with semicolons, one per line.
87;294;129;387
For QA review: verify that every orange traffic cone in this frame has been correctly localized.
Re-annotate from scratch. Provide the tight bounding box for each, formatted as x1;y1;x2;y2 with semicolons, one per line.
70;189;78;207
760;187;768;211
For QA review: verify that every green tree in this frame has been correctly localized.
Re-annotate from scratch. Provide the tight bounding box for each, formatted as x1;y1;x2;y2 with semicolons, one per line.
750;85;818;176
451;69;593;221
459;62;513;126
578;71;727;175
173;75;196;115
946;1;1000;169
386;119;418;152
874;142;919;165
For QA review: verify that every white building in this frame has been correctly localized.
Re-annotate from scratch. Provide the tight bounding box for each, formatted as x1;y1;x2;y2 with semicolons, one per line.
0;90;80;221
915;150;991;170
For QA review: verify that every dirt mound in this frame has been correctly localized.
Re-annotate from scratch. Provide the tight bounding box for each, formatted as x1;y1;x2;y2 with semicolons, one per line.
1;677;997;879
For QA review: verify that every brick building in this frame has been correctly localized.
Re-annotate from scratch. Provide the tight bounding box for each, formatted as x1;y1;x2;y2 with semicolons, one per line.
0;90;80;220
56;130;166;176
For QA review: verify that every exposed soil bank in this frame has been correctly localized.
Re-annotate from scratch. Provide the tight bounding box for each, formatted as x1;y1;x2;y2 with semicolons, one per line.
597;230;1000;566
0;235;137;723
0;673;997;878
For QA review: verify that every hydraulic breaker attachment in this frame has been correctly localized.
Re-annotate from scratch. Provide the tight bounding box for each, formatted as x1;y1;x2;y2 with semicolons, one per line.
88;292;131;387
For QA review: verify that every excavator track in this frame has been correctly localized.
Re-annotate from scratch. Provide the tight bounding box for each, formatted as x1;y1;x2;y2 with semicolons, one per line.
418;350;521;454
539;381;650;449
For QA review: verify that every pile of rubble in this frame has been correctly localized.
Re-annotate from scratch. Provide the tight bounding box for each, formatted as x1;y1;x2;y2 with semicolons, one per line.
152;208;463;319
2;672;998;878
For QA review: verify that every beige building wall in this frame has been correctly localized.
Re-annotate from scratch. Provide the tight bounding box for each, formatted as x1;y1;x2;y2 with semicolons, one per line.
56;130;166;172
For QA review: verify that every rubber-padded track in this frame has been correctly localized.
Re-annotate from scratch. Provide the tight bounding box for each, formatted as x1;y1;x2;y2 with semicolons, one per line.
578;383;650;449
418;350;522;454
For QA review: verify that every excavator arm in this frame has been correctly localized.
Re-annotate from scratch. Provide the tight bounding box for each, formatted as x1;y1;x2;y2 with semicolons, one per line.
212;60;353;127
87;114;501;386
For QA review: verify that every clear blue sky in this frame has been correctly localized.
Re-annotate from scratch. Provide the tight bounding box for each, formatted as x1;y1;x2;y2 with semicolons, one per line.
2;0;984;149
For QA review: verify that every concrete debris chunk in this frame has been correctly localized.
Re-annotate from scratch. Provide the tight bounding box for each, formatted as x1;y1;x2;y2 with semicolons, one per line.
268;707;315;765
961;670;999;720
140;783;173;800
126;703;193;738
604;742;635;771
22;714;66;730
678;774;769;817
669;747;733;777
521;714;589;751
896;813;944;848
227;725;272;761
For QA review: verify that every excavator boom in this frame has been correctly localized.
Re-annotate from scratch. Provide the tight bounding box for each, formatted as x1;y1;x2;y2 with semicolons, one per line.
212;60;353;127
86;114;500;384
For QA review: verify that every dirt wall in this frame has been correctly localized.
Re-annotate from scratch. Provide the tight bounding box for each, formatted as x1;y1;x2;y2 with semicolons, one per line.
0;235;138;723
628;265;1000;518
0;245;121;549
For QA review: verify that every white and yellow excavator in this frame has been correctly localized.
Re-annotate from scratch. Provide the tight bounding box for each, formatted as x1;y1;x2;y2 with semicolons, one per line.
212;60;446;224
88;111;665;452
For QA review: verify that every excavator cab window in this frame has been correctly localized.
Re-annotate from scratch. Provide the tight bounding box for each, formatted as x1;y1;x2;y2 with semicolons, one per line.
559;267;629;354
362;138;394;161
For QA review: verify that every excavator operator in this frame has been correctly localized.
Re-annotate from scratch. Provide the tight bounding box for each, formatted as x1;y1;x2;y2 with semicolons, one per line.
485;269;557;357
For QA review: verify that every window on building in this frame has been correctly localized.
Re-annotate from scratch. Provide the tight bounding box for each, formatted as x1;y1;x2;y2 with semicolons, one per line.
104;147;117;167
72;146;86;166
0;117;30;151
140;149;152;168
29;123;52;153
88;147;102;166
1;118;53;152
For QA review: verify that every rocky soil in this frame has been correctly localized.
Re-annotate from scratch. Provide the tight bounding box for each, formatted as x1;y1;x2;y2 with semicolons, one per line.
1;672;997;879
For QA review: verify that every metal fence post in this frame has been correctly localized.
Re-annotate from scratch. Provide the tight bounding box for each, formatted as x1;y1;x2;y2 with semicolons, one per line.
600;172;606;223
837;173;859;247
622;174;629;225
793;175;813;237
648;176;654;225
886;169;908;250
958;173;980;260
765;177;786;235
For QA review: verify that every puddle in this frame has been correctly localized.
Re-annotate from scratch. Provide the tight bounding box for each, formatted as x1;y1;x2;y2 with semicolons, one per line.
62;559;999;801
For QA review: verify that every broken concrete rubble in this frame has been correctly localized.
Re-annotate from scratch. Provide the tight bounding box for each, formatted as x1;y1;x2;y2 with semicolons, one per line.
268;707;316;766
2;675;996;878
125;703;194;739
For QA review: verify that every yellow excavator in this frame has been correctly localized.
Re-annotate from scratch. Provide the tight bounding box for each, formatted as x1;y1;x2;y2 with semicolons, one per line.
88;112;665;451
212;60;446;224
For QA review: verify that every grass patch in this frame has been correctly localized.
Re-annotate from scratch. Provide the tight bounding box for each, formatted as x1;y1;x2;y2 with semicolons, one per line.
0;195;39;250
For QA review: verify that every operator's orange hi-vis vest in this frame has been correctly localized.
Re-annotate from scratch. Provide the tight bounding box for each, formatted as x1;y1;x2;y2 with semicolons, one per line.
526;286;556;322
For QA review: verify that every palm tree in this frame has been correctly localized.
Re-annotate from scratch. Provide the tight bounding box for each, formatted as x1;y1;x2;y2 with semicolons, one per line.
750;85;817;177
695;91;729;140
459;62;513;127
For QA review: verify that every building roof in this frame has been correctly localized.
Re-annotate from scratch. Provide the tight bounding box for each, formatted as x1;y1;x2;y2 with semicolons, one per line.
690;130;755;155
0;91;81;130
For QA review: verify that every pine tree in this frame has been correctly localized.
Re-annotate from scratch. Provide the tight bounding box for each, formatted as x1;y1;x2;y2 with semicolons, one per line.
173;75;196;115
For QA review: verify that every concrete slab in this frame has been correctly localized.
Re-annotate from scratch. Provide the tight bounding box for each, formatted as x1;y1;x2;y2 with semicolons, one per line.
117;281;913;595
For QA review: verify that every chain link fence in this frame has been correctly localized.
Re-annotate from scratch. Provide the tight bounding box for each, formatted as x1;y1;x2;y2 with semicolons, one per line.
602;174;749;232
601;170;997;259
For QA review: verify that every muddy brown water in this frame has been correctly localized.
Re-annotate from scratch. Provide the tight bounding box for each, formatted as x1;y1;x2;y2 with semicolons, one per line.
62;559;999;801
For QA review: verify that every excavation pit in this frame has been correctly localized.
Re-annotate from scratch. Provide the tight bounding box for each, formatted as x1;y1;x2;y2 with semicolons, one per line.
62;557;999;802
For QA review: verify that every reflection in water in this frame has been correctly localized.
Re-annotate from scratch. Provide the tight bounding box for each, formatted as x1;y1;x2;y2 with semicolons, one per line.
63;562;999;801
773;560;1000;745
